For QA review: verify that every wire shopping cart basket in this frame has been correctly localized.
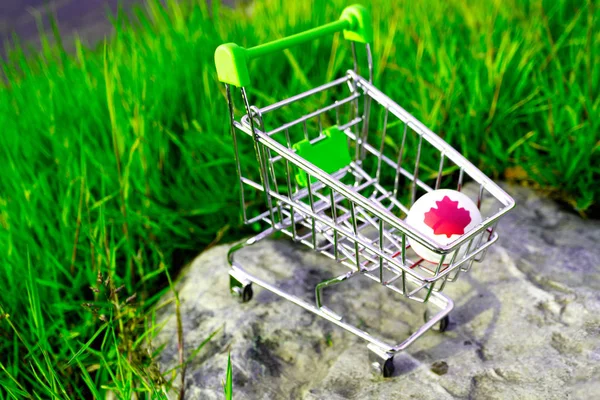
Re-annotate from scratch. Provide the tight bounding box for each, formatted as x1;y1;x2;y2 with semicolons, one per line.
215;5;515;377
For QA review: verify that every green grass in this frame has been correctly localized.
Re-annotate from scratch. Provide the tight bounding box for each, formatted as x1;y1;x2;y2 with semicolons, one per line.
0;0;598;397
222;353;233;400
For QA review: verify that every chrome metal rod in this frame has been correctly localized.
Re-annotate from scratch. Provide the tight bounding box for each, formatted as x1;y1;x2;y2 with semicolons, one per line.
258;75;351;115
225;84;248;222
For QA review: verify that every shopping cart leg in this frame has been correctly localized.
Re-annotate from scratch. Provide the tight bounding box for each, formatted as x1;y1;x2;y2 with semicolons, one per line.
423;309;450;332
227;230;274;303
368;344;395;378
226;232;454;377
315;270;358;321
229;268;253;303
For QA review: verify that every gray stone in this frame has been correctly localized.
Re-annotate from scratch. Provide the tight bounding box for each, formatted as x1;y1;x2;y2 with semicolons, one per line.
156;184;600;399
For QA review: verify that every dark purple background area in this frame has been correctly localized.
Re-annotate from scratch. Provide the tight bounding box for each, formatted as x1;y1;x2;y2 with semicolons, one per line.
0;0;142;54
0;0;236;56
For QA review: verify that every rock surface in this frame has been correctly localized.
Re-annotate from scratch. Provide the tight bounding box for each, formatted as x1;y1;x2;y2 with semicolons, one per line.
156;184;600;399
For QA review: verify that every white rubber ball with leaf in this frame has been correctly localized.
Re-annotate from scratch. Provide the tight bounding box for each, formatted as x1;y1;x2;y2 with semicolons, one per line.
405;189;483;264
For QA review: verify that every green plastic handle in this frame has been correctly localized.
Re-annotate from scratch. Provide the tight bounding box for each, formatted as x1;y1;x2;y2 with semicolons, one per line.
215;4;372;88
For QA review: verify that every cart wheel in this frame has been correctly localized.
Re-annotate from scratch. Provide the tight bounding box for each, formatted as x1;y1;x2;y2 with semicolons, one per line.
424;310;450;333
382;357;395;378
232;283;253;303
369;345;395;378
230;274;253;303
240;284;253;303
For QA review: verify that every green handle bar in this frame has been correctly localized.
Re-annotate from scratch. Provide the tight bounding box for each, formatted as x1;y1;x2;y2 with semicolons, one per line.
215;4;372;88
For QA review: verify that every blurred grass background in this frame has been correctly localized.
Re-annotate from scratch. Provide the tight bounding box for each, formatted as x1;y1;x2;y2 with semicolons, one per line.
0;0;598;397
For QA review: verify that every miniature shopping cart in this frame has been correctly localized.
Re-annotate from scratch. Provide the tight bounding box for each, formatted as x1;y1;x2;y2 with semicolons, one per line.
215;5;515;377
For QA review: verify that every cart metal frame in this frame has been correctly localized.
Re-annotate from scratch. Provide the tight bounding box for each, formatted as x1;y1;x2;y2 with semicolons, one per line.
215;5;515;377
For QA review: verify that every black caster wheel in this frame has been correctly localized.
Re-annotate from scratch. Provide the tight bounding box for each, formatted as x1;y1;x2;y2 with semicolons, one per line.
369;345;396;378
382;357;395;378
230;275;253;303
424;310;450;332
240;284;253;303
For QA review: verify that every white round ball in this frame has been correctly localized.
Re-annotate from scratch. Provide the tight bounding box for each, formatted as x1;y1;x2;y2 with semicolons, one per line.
405;189;482;264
